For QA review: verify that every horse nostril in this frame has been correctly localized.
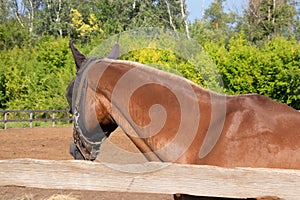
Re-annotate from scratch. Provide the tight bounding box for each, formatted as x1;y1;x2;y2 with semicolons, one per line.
69;141;85;160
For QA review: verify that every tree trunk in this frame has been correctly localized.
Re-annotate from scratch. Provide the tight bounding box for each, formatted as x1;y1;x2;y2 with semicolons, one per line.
180;0;190;39
201;0;205;21
28;0;34;33
164;0;177;32
13;0;25;28
55;0;63;37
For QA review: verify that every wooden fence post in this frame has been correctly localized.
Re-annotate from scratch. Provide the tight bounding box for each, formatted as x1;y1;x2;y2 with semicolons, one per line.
29;112;33;128
52;112;55;127
4;112;7;130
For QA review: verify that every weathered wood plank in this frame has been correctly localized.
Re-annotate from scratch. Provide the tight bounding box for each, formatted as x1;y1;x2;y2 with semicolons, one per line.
0;159;299;199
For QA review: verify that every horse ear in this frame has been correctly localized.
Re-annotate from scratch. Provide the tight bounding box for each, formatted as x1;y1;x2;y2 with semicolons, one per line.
107;44;120;59
69;40;86;71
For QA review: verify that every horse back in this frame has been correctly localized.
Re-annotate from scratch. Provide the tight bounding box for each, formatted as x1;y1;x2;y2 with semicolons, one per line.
198;94;300;169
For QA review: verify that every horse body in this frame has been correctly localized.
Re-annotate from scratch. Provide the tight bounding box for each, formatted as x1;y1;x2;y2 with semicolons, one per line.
69;51;300;169
67;42;299;199
110;61;299;169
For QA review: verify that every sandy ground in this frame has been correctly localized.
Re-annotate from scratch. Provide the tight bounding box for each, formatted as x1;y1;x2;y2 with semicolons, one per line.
0;126;172;200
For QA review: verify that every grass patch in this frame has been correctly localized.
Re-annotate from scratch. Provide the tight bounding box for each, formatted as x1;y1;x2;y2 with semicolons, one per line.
0;121;72;129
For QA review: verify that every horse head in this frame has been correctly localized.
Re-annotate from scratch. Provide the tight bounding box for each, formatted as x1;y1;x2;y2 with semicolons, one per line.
67;41;119;160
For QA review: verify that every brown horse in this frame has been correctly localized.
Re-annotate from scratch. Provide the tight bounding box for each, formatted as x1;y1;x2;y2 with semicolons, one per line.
66;41;300;200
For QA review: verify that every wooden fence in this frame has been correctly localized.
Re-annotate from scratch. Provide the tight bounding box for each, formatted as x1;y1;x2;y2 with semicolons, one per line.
0;110;72;129
0;159;299;199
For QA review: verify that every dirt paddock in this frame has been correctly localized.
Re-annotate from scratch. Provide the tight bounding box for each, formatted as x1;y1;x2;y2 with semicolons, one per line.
0;126;172;200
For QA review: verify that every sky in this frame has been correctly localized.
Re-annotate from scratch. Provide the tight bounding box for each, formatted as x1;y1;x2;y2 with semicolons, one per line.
186;0;248;21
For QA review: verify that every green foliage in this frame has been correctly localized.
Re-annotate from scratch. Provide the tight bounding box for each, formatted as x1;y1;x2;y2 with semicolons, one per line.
93;28;223;91
121;48;206;87
0;0;299;113
258;37;300;107
0;37;75;110
0;19;31;50
90;0;186;39
204;33;300;109
198;0;237;43
243;0;297;43
35;0;71;37
70;8;104;42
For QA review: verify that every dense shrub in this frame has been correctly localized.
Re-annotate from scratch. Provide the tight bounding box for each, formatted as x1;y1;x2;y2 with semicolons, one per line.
0;34;299;111
204;34;300;109
0;37;75;110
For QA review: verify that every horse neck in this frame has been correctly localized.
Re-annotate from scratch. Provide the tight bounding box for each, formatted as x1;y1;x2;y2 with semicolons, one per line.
94;59;223;162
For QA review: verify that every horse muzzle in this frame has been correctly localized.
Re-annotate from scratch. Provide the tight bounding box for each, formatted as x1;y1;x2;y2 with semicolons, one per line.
69;141;85;160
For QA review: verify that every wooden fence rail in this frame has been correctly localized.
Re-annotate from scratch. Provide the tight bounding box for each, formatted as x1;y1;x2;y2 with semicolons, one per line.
0;159;299;199
0;110;72;129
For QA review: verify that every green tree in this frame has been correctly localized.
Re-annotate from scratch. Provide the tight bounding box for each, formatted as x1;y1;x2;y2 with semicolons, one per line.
0;0;10;23
0;18;31;50
192;0;237;43
243;0;297;43
10;0;42;34
292;1;300;40
190;0;237;44
36;0;72;37
92;0;187;37
69;8;103;42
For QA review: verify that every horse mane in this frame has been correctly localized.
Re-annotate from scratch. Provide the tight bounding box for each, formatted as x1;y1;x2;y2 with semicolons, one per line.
100;58;222;97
